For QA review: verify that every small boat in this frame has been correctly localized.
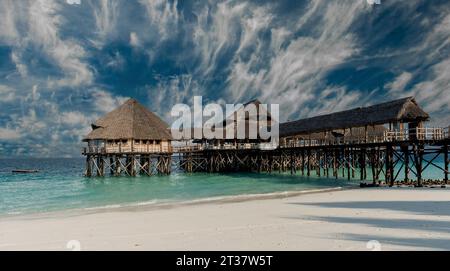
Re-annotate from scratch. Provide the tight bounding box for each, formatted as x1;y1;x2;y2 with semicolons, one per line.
12;169;39;173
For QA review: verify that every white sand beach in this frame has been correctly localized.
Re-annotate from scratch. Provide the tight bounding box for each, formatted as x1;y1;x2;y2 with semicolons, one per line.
1;187;450;251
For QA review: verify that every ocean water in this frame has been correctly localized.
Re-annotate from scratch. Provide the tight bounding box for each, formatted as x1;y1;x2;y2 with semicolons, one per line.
0;157;446;216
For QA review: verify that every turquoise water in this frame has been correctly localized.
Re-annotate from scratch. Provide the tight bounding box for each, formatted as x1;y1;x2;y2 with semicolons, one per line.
0;157;445;216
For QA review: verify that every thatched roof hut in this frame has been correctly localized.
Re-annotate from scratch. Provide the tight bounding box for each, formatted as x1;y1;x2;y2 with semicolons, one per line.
280;97;429;138
83;98;172;141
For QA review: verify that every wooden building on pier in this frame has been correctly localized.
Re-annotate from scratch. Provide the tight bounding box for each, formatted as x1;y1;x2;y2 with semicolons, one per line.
177;97;448;186
193;99;274;149
82;98;172;177
280;97;430;145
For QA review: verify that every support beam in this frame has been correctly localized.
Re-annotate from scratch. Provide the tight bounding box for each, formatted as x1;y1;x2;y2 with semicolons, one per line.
444;144;448;184
404;146;409;182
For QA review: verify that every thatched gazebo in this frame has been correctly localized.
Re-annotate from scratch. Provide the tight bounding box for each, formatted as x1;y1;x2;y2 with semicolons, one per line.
83;98;172;154
82;98;172;177
198;99;274;149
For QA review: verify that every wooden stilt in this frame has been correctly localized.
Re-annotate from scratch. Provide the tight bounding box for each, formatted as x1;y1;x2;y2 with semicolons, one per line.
404;146;409;182
307;149;311;177
86;155;92;177
346;148;350;180
301;150;305;176
131;155;136;177
444;144;448;184
333;149;337;179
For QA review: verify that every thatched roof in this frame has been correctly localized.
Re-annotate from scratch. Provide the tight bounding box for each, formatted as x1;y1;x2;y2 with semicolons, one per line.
218;99;272;126
83;98;172;141
280;97;429;137
170;99;274;141
216;99;273;140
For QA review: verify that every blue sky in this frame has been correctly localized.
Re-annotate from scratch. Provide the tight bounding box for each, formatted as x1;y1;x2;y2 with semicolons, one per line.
0;0;449;157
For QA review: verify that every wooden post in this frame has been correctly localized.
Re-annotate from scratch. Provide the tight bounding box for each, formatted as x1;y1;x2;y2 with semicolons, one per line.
360;149;365;181
86;155;92;177
404;146;409;182
317;151;321;177
416;145;423;187
99;156;105;177
385;146;394;186
115;156;120;176
290;151;295;175
333;149;337;179
370;149;376;184
444;144;448;184
301;150;305;176
389;146;394;186
307;149;311;177
351;148;355;178
131;155;136;176
346;148;350;180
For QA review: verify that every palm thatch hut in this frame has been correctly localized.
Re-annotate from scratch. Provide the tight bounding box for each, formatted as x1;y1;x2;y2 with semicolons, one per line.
83;98;172;154
280;97;430;145
197;99;274;149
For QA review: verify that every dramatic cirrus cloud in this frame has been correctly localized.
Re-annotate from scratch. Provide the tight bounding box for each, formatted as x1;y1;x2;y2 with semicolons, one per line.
0;0;449;157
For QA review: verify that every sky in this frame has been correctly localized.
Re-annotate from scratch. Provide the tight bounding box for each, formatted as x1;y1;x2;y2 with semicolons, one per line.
0;0;449;158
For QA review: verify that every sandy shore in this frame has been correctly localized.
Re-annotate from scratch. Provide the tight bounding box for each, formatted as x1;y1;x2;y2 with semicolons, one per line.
1;187;450;251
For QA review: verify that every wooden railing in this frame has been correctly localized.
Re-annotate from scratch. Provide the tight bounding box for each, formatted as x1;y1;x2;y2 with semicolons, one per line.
83;127;449;154
82;145;172;154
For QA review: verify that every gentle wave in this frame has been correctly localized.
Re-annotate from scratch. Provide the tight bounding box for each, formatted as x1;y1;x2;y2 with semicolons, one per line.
79;187;345;213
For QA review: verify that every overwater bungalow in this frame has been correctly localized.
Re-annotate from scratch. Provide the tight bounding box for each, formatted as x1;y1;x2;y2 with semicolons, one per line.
279;97;433;146
192;99;274;150
82;98;172;177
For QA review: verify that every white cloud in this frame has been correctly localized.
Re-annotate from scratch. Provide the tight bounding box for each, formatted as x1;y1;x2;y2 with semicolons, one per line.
60;111;89;126
409;58;450;119
93;0;119;44
227;1;369;120
147;74;201;121
130;32;140;47
386;72;412;92
386;12;450;125
91;89;129;113
106;51;125;70
0;0;20;44
192;1;247;76
0;128;21;140
139;0;179;41
66;0;81;5
2;0;94;89
0;85;16;102
10;51;28;77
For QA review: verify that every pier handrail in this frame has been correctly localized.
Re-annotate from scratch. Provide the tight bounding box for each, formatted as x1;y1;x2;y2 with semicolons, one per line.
83;126;449;155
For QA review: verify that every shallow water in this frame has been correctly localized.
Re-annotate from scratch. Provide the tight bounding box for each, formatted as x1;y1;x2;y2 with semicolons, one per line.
0;156;445;216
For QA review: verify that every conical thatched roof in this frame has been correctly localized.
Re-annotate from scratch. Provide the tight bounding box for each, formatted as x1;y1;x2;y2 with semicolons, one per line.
280;97;429;137
83;98;172;141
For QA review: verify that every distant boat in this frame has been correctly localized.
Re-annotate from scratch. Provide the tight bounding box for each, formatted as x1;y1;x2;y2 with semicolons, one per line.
12;169;39;173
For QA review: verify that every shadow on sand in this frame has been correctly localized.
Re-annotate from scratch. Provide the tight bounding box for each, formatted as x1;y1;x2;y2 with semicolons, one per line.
284;200;450;250
292;200;450;216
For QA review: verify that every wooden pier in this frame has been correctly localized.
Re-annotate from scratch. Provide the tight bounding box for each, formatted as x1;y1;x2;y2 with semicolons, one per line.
174;133;449;186
173;97;449;186
82;97;449;186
